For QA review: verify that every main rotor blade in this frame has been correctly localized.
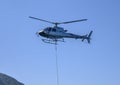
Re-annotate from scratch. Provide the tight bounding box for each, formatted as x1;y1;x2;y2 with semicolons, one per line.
59;19;88;24
29;16;54;24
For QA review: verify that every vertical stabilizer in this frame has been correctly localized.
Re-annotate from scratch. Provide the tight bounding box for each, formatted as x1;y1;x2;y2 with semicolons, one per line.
87;31;93;43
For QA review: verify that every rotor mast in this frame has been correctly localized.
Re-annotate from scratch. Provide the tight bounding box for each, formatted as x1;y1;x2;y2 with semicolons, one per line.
54;23;59;27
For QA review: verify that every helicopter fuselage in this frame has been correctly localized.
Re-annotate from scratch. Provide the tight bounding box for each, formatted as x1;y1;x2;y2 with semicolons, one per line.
38;26;88;39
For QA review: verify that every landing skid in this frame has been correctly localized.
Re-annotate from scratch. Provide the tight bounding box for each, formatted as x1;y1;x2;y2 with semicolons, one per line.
42;38;65;44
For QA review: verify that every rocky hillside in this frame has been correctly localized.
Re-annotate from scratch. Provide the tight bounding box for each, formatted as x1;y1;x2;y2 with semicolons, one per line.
0;73;24;85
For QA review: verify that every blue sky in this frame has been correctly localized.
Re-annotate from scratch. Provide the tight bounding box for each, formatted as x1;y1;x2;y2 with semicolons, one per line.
0;0;120;85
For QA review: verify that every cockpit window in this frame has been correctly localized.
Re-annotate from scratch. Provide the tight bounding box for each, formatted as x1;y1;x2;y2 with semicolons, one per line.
48;28;52;31
44;27;57;32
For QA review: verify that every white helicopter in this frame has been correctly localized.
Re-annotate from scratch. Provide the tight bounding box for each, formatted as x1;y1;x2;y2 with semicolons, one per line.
29;16;93;44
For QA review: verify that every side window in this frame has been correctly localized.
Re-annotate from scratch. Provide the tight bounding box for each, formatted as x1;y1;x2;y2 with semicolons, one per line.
52;29;56;32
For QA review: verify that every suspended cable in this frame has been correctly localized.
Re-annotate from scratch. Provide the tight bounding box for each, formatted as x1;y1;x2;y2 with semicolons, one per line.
55;43;60;85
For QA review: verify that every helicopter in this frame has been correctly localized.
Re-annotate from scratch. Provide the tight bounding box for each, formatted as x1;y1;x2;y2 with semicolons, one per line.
29;16;93;44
